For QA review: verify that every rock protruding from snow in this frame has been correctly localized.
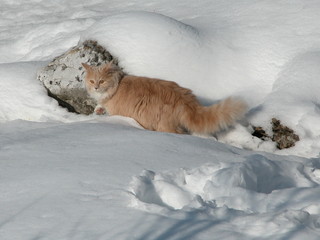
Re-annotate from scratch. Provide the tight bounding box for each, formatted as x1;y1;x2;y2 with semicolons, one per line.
271;118;300;149
37;40;115;115
252;118;300;150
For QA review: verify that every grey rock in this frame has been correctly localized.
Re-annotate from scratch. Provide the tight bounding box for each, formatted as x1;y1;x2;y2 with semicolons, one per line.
271;118;300;149
37;40;116;115
252;118;300;150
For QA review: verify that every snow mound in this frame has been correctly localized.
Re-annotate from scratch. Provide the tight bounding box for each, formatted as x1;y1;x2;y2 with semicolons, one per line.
0;62;68;122
81;11;201;78
81;11;250;102
250;51;320;157
1;9;320;158
0;18;95;63
129;155;320;215
79;11;320;157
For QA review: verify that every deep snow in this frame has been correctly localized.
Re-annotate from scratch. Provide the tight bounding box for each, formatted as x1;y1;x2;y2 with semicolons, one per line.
1;120;320;240
1;0;320;239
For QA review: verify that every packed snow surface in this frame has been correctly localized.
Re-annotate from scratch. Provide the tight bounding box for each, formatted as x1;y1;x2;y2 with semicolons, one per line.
1;0;320;239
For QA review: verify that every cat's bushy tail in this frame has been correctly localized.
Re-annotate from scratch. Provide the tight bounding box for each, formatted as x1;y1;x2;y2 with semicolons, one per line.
181;97;247;134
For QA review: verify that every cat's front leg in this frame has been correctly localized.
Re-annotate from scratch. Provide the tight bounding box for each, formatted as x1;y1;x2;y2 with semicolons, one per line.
94;105;107;115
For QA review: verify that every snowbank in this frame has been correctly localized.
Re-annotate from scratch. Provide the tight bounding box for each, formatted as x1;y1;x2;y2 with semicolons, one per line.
0;62;70;122
80;11;320;157
1;4;320;156
1;121;320;239
80;11;258;103
130;156;320;212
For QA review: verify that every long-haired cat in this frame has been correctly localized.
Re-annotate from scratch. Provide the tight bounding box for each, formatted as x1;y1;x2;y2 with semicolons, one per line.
82;62;247;134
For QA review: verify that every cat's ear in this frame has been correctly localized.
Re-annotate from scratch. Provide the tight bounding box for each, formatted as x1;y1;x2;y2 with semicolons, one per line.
106;60;120;72
81;63;91;71
103;60;114;69
108;59;114;66
101;61;116;73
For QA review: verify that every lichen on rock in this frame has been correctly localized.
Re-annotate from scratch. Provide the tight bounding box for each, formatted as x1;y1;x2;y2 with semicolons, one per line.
271;118;300;149
37;40;116;115
252;118;300;150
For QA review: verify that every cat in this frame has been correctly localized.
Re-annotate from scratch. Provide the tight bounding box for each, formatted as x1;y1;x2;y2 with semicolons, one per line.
82;62;247;134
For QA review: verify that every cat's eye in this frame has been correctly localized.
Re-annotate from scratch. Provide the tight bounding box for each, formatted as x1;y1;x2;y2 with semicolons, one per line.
99;80;105;84
90;80;94;84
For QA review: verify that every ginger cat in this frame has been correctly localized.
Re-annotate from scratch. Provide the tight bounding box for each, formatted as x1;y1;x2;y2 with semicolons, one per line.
82;62;247;134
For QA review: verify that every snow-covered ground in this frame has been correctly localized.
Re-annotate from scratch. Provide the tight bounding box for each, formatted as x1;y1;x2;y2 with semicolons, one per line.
1;1;320;239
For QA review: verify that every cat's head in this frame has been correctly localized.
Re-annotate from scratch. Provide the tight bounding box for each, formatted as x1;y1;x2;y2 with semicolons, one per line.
82;61;123;96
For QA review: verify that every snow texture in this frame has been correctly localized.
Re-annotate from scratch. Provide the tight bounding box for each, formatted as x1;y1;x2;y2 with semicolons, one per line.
1;0;320;239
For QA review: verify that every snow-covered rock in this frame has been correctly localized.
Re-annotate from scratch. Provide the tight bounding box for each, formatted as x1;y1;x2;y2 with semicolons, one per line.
37;40;115;115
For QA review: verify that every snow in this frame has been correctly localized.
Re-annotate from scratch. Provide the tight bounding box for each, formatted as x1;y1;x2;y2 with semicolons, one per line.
2;121;320;239
1;0;320;239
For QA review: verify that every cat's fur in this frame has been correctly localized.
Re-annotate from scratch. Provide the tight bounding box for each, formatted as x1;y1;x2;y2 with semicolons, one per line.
82;62;247;134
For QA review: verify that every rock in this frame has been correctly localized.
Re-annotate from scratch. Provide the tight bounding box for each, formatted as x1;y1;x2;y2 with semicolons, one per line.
252;126;270;140
37;40;116;115
271;118;300;149
252;118;300;150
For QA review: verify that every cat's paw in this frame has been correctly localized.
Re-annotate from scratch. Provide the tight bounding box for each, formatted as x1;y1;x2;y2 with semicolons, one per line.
94;106;106;115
